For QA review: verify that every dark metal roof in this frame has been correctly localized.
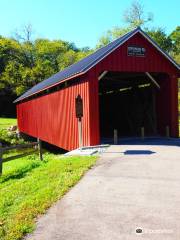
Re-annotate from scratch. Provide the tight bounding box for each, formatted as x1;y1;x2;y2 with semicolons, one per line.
14;27;180;103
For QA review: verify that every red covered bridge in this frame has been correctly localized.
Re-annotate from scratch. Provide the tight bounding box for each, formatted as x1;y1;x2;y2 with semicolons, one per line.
15;27;180;151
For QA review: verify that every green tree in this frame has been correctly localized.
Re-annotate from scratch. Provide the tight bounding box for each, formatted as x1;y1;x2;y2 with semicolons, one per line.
0;34;92;98
169;26;180;63
0;37;22;72
146;27;173;53
123;0;153;27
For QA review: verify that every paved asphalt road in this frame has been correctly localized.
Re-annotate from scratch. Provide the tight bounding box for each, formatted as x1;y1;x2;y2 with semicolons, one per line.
26;141;180;240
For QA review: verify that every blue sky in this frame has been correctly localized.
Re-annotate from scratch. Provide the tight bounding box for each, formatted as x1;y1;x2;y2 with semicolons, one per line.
0;0;179;48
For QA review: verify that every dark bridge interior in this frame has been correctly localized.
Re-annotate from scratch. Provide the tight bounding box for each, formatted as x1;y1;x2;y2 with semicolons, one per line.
99;71;161;140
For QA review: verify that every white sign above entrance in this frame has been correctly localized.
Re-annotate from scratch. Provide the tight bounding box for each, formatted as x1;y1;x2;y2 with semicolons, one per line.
128;46;146;56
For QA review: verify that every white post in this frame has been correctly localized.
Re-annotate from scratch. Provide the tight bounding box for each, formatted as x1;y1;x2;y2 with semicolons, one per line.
141;127;145;140
114;129;118;144
166;125;170;138
37;138;43;161
78;119;83;149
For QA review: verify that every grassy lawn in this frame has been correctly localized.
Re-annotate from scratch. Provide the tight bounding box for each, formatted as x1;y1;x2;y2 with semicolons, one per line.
0;118;17;130
0;153;97;240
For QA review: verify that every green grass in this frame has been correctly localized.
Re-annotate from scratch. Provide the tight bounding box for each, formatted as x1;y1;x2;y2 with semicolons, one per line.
0;118;17;130
0;153;97;240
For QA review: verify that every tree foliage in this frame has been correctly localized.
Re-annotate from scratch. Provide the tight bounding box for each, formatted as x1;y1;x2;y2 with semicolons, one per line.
169;26;180;62
0;37;92;96
0;33;92;116
123;0;153;27
146;27;173;53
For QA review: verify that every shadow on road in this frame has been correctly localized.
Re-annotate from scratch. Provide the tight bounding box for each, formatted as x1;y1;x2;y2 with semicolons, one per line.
101;137;180;147
124;150;155;155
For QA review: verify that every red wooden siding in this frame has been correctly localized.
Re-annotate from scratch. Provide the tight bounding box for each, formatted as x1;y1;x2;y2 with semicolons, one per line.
17;78;90;150
87;32;179;146
17;32;179;150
